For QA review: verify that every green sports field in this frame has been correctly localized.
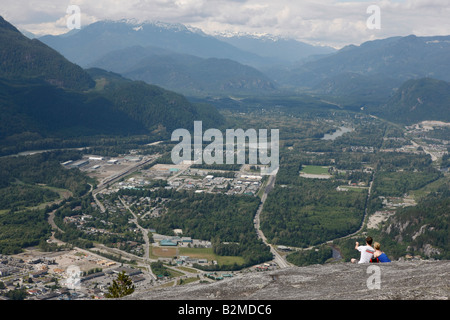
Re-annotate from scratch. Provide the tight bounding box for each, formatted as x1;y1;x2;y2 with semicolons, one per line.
300;165;330;175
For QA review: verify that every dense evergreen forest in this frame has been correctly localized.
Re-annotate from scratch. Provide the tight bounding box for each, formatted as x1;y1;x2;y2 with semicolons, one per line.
376;181;450;260
286;245;334;266
0;209;51;255
260;146;367;248
261;180;366;248
0;151;91;254
0;151;90;196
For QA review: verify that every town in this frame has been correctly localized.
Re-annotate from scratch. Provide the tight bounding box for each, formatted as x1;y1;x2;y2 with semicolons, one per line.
0;149;276;300
1;117;448;300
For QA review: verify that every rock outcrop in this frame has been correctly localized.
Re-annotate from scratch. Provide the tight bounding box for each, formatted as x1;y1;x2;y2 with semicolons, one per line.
125;260;449;300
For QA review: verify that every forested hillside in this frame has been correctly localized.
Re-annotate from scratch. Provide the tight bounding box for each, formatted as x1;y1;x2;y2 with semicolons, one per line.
370;78;450;125
0;16;94;91
87;68;225;132
0;16;224;156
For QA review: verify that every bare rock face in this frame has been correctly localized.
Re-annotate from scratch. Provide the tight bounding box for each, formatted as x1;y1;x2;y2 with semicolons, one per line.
125;260;449;300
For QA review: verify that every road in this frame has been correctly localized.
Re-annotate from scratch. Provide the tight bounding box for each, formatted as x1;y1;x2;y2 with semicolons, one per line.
46;188;75;237
411;140;438;161
254;174;293;269
109;197;208;284
119;196;157;280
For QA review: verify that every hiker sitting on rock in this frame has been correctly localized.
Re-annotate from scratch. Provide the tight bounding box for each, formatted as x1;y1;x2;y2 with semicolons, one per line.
370;242;391;263
351;236;374;264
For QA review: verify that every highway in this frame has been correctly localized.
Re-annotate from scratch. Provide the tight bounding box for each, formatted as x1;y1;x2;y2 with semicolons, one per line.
254;173;293;269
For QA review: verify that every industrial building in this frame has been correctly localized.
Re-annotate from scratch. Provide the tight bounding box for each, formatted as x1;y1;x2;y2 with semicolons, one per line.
70;160;89;168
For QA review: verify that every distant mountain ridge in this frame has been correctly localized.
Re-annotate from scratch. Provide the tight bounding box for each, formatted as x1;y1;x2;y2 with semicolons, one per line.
37;19;340;96
216;33;336;64
275;35;450;94
39;20;269;68
85;68;225;131
38;19;336;71
88;45;276;96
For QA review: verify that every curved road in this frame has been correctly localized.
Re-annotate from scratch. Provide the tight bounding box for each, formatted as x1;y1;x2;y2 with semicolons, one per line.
254;174;293;269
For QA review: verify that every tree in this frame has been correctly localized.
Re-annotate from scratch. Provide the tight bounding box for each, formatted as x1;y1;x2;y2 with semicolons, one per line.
105;271;135;298
3;288;28;300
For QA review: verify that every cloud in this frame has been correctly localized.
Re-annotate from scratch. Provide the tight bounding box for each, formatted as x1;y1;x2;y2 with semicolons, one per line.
0;0;449;47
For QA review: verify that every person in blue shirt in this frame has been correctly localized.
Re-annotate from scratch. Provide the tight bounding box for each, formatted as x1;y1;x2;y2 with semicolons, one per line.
371;242;391;263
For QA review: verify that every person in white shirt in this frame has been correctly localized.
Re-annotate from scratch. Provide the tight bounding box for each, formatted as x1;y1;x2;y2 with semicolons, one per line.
351;236;374;264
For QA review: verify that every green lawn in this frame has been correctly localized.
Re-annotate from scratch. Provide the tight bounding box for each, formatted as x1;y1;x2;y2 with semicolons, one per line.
178;247;245;266
300;165;330;175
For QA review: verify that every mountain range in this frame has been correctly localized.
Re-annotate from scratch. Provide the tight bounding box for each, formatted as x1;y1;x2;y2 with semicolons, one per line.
39;20;450;107
39;20;335;70
278;35;450;94
87;45;276;96
270;34;450;117
0;16;224;155
2;14;450;148
38;20;335;96
39;20;267;69
215;33;336;65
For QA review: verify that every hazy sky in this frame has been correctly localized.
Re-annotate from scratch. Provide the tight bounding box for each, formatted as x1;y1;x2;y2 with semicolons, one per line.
1;0;449;48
